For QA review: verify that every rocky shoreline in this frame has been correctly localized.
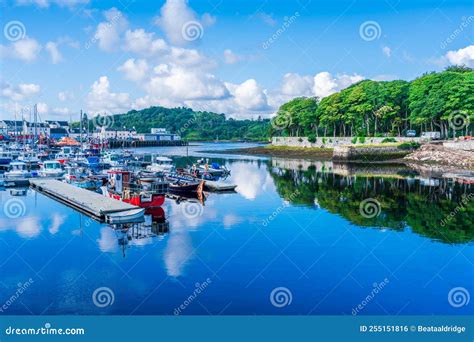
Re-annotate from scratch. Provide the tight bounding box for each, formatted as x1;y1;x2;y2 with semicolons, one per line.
216;143;474;171
403;143;474;170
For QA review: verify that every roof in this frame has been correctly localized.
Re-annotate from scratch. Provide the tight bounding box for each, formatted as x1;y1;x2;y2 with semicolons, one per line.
46;120;69;126
1;120;23;127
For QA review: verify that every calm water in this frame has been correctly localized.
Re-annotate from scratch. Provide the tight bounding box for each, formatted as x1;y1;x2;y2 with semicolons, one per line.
0;143;473;315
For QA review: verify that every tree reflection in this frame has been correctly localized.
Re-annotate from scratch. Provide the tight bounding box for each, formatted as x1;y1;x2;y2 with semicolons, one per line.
269;166;474;244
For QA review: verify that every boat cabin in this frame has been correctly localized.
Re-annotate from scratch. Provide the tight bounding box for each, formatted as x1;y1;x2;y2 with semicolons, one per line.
107;170;131;194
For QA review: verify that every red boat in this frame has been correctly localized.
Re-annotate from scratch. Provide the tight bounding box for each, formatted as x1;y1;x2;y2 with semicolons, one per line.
102;170;168;208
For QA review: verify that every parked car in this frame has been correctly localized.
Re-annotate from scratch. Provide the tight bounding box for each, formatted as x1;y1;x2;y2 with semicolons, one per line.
421;131;441;140
405;130;417;137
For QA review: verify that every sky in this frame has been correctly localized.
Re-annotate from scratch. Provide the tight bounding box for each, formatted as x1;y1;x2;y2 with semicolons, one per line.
0;0;473;121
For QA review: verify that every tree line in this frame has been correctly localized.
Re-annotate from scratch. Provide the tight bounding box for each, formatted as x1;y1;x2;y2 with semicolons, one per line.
82;106;271;141
272;66;474;139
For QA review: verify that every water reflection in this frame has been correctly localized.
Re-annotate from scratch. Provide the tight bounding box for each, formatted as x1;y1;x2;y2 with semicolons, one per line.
268;159;474;244
105;207;170;257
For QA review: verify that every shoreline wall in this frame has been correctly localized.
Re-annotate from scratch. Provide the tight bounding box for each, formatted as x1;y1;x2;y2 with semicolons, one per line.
272;136;422;148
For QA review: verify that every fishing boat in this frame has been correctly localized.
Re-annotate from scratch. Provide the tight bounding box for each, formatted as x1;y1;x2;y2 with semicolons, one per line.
102;169;167;208
168;181;203;195
196;159;230;176
39;160;65;177
0;150;13;165
55;146;74;164
4;162;31;179
166;172;204;195
64;166;103;190
146;156;174;173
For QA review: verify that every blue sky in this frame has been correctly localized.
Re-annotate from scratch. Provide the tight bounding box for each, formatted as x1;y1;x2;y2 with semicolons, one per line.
0;0;473;120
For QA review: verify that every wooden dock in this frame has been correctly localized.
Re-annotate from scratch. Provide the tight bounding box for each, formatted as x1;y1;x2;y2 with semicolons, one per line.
29;179;144;223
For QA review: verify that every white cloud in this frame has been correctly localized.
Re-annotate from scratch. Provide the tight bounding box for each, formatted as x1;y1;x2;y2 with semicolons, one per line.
0;37;42;62
382;46;391;57
154;0;214;45
86;76;131;114
230;79;270;111
48;213;65;234
143;65;229;102
118;58;149;82
1;82;40;101
58;90;74;101
313;72;363;98
123;29;167;56
94;7;128;52
201;13;216;26
255;12;277;26
37;102;49;114
446;45;474;67
281;73;313;96
223;49;242;64
46;41;63;63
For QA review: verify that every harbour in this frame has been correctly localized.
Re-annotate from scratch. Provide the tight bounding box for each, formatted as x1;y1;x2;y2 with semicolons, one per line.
0;142;472;315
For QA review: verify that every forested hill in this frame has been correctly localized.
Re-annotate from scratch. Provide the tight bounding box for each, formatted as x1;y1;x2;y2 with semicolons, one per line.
272;66;474;139
90;106;271;141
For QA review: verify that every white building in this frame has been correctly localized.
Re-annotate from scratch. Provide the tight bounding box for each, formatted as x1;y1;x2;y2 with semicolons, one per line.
136;128;181;142
92;128;137;140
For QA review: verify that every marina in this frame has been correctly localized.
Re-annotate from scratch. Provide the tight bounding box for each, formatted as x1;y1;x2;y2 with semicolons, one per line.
29;179;144;223
0;142;472;315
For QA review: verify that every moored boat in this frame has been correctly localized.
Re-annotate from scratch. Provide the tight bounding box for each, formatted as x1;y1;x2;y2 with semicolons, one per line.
39;160;65;177
5;161;31;179
102;169;167;208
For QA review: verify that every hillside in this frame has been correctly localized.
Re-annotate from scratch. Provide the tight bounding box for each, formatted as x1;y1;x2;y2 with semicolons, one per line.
272;66;474;139
86;106;271;141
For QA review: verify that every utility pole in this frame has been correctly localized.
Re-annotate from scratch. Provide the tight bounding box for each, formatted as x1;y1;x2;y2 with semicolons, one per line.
79;109;83;143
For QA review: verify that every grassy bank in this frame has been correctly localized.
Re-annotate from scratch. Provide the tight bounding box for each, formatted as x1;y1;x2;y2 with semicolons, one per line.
214;145;334;159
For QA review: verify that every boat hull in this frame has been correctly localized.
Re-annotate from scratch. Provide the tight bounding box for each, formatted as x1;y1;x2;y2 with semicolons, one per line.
103;187;165;208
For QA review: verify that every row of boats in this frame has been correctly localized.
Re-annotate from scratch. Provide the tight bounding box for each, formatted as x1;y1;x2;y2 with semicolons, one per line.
0;144;235;210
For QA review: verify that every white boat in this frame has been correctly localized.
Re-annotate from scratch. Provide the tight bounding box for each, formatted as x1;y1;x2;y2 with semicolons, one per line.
196;159;229;176
4;162;31;179
0;150;13;166
106;208;145;224
146;156;174;173
39;160;65;177
55;146;74;164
